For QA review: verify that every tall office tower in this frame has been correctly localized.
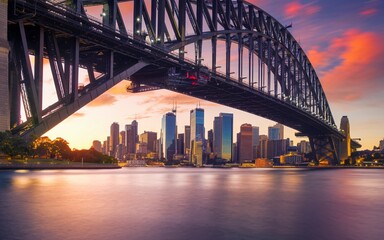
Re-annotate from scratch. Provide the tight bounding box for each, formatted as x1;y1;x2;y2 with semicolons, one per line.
275;123;284;139
106;136;111;155
268;127;279;140
177;133;185;155
115;144;124;160
110;122;120;157
207;129;214;154
252;126;260;159
102;140;108;155
0;2;9;131
184;125;191;155
161;112;176;161
190;108;205;164
92;140;102;152
120;131;126;145
232;143;238;163
125;120;138;154
339;116;351;161
140;131;157;153
267;139;290;159
258;135;268;158
238;123;253;163
213;113;233;161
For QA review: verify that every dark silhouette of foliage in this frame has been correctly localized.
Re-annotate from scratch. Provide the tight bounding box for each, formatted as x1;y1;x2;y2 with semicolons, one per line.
0;131;29;158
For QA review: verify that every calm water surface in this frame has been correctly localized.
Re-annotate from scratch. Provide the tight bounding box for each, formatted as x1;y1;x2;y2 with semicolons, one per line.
1;168;384;240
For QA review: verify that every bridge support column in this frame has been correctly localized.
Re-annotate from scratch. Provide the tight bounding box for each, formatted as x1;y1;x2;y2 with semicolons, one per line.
0;1;9;131
309;136;340;165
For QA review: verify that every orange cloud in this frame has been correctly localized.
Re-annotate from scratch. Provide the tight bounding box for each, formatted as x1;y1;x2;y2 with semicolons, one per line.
360;8;378;16
284;1;320;18
72;112;85;118
320;29;384;102
87;94;117;107
307;47;330;69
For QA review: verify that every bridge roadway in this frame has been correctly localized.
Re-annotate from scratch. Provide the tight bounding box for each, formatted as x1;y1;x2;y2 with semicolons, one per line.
6;0;357;163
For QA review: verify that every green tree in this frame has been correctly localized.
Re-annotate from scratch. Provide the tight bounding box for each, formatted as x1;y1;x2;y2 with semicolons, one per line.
0;131;29;158
52;137;72;159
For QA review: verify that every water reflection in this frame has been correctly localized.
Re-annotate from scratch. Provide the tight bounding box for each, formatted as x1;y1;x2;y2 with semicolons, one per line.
1;168;384;240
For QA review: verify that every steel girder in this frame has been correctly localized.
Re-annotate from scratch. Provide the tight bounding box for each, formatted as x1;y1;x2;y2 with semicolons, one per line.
8;0;343;163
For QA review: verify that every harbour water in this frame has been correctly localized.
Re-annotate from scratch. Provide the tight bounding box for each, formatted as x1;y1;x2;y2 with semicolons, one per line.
1;168;384;240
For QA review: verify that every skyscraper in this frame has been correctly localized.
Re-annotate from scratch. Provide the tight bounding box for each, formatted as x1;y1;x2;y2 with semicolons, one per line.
238;123;253;163
258;135;268;159
140;131;157;153
268;123;283;140
184;125;191;156
252;126;260;159
339;116;351;161
161;112;177;161
207;129;214;154
213;113;233;161
110;122;119;157
190;108;205;165
177;133;185;155
275;123;284;140
125;120;138;154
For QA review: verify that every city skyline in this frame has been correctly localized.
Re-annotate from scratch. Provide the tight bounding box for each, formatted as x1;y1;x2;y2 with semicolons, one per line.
43;0;384;150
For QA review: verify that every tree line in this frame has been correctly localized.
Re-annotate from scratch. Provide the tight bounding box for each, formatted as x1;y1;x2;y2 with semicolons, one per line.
0;131;116;164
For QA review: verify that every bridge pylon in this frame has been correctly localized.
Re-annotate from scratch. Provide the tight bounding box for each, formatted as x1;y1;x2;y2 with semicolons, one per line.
309;135;340;165
0;1;9;132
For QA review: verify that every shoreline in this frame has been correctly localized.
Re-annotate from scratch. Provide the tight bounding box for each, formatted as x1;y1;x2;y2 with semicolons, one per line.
1;164;382;170
0;163;121;170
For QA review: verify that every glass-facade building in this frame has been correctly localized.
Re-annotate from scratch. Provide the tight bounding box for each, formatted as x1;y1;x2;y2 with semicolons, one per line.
190;108;205;165
161;112;176;161
268;126;280;141
213;113;233;161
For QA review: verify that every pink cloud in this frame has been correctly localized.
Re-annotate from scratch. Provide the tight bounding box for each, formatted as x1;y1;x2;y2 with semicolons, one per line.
360;8;378;16
284;1;320;18
319;29;384;102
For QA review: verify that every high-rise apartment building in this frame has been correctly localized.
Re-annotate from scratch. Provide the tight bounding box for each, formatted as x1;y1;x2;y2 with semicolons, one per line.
213;113;233;161
161;112;176;161
190;108;205;165
110;122;119;157
238;123;253;163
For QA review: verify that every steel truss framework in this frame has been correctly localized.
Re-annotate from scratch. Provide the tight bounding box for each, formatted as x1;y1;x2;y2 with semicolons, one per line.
8;0;343;163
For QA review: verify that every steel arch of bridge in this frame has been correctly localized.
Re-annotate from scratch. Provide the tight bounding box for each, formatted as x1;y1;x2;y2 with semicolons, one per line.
7;0;343;164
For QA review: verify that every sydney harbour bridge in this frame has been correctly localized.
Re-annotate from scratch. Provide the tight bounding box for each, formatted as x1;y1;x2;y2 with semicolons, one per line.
0;0;358;164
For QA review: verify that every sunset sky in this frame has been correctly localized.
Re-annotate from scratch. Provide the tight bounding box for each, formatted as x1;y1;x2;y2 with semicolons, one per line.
45;0;384;150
